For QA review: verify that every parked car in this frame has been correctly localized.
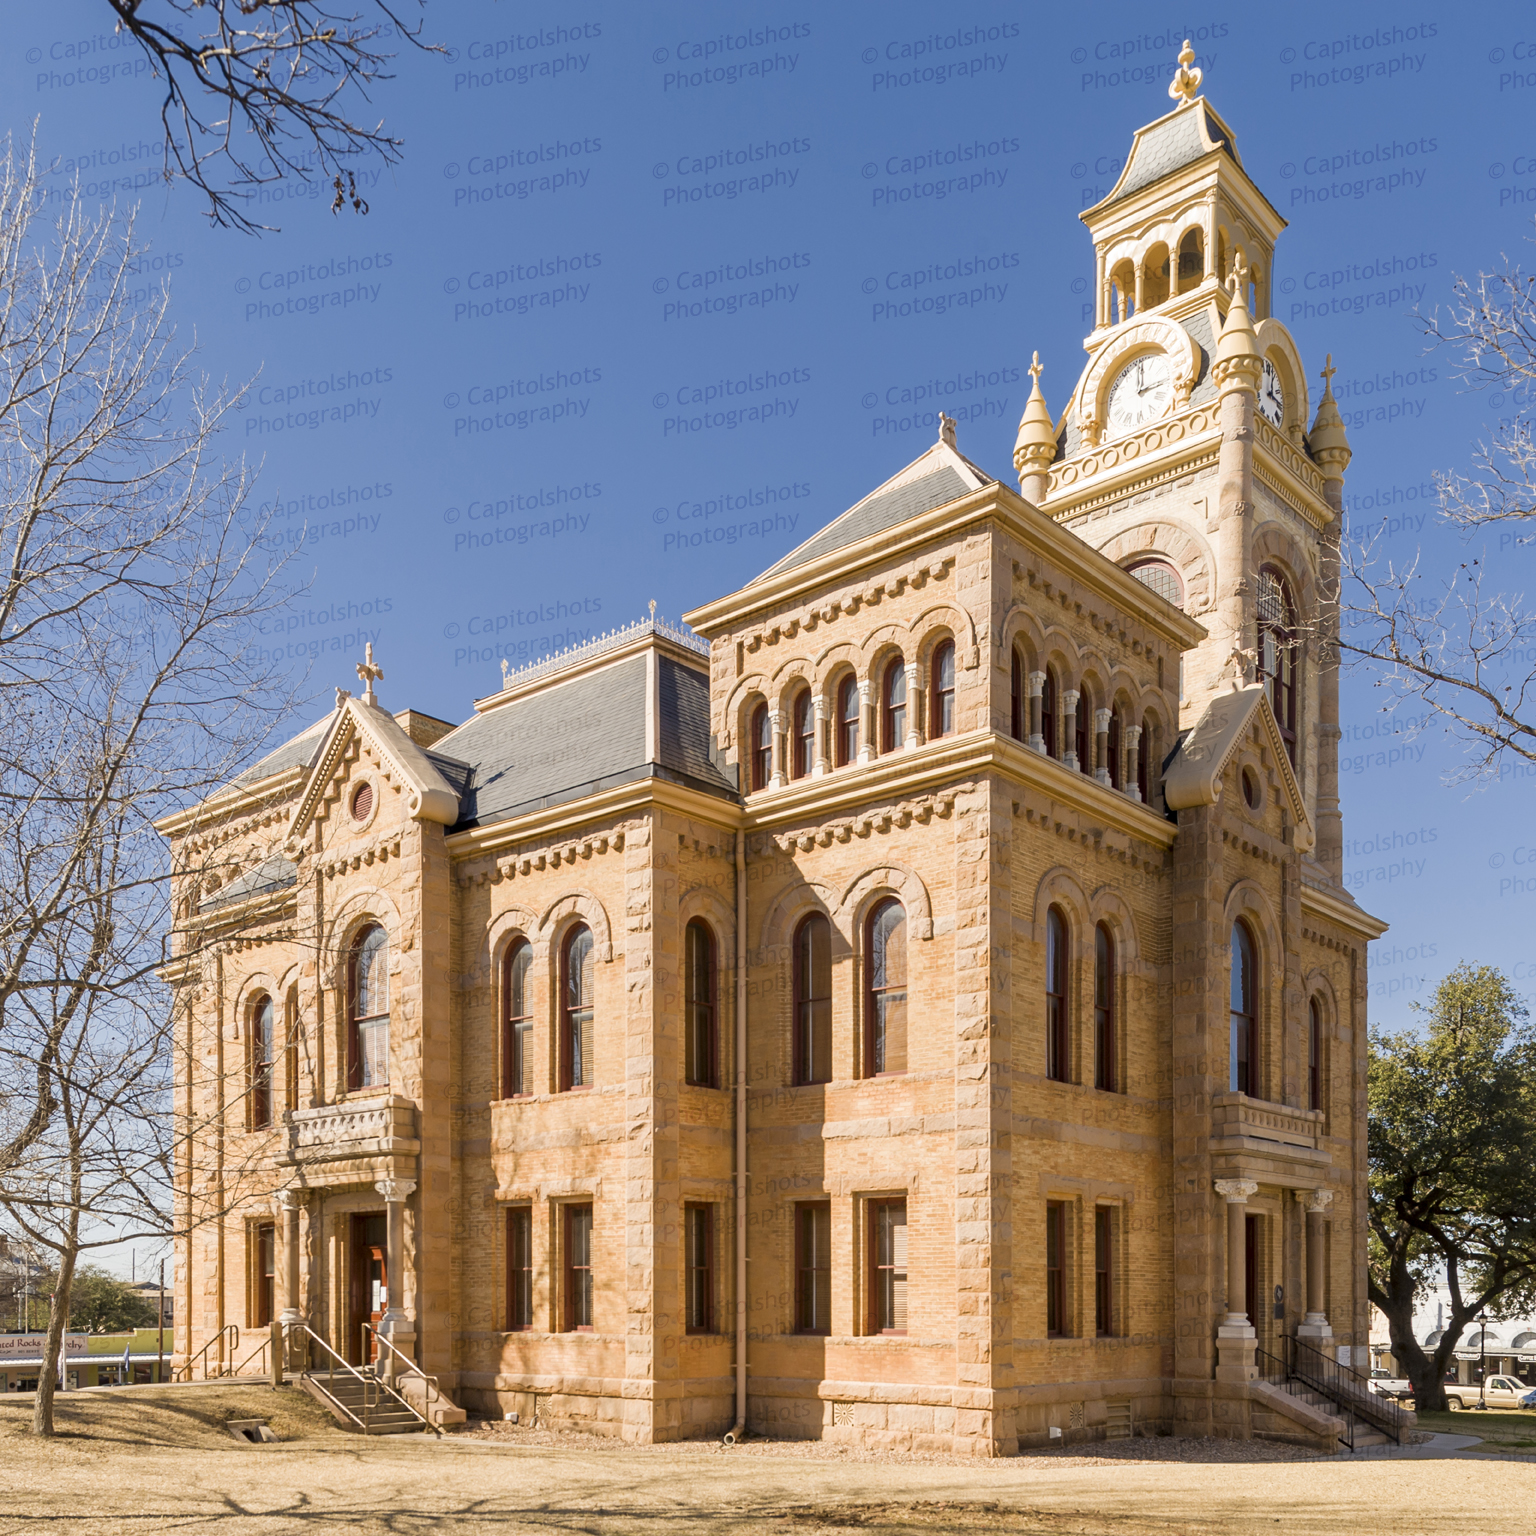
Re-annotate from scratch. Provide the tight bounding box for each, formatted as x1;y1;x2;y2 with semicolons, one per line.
1444;1375;1535;1410
1368;1368;1413;1400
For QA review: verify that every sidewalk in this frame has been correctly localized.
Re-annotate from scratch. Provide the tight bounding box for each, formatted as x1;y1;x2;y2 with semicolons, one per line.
1323;1430;1536;1462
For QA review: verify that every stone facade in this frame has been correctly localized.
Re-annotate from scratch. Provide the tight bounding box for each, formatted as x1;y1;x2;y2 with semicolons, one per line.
160;77;1382;1455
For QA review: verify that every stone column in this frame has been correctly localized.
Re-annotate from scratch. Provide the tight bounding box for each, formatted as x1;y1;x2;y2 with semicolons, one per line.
1062;690;1080;772
375;1178;416;1379
904;662;922;749
768;709;784;790
857;681;874;765
1124;724;1143;801
272;1188;307;1373
1297;1189;1334;1341
1214;1179;1257;1384
1093;708;1111;786
812;695;829;777
1027;672;1045;753
1094;243;1108;329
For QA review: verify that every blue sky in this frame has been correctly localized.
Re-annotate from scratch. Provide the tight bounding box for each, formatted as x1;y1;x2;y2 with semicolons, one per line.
3;1;1529;1062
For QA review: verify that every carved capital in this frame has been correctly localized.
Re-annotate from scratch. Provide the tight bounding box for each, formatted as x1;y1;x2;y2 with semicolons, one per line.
272;1187;307;1213
1300;1188;1335;1214
1214;1178;1258;1203
1027;670;1045;698
375;1178;417;1203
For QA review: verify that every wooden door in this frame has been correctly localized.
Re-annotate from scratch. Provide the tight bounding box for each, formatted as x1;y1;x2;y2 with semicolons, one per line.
350;1213;387;1363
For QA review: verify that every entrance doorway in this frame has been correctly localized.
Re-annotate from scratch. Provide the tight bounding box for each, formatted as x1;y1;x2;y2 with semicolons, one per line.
350;1213;387;1364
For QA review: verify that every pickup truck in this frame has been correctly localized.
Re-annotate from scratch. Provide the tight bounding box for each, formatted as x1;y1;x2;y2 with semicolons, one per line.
1368;1368;1412;1400
1444;1375;1536;1410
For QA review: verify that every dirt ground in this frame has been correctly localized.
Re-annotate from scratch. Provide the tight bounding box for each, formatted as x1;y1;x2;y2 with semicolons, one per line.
0;1384;1529;1535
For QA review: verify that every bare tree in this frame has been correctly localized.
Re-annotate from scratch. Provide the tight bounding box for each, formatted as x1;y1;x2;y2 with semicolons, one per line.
104;1;441;232
1342;247;1536;779
0;139;298;1431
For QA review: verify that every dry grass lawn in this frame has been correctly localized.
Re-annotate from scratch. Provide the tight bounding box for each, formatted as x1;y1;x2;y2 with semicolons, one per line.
0;1384;1528;1535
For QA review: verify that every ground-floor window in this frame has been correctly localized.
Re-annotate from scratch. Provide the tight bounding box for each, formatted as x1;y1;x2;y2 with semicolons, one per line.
253;1221;275;1328
685;1204;713;1333
506;1207;533;1330
565;1204;593;1331
870;1199;908;1335
1046;1202;1066;1337
795;1202;831;1334
1094;1206;1113;1337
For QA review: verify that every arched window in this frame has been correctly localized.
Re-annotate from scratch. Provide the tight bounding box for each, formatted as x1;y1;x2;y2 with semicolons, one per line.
1141;242;1170;308
1075;685;1092;775
792;689;815;780
251;994;273;1128
1046;907;1069;1083
1176;227;1204;293
1127;559;1184;610
930;640;956;738
1230;921;1256;1096
1094;924;1114;1092
502;939;532;1098
835;675;860;767
1308;997;1322;1113
865;900;907;1075
1107;710;1122;790
1010;646;1024;741
1042;669;1058;759
284;987;300;1114
880;658;907;754
685;919;717;1087
561;924;594;1090
347;925;389;1090
1257;567;1297;763
793;913;832;1085
750;702;772;792
1138;714;1154;805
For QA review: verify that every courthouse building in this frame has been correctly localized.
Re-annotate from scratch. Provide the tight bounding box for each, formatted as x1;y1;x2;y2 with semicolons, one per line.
161;61;1383;1453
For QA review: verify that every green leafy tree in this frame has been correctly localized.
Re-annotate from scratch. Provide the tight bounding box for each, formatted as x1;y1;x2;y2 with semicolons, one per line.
1368;964;1536;1411
63;1267;159;1334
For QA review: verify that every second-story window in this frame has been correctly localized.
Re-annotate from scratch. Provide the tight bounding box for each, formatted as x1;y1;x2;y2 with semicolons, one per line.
347;924;389;1090
1075;685;1092;775
1046;906;1069;1082
866;899;908;1075
1308;997;1322;1113
750;703;772;792
685;919;717;1087
1107;710;1121;789
792;689;815;779
1230;920;1256;1095
251;994;273;1128
284;987;300;1113
836;675;860;766
793;913;832;1085
1094;923;1115;1092
502;939;532;1098
1010;646;1024;740
881;658;906;754
1042;669;1058;759
561;924;594;1090
930;640;955;738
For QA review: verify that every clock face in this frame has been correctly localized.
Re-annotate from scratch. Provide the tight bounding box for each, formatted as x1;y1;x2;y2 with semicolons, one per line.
1105;352;1173;439
1259;358;1285;428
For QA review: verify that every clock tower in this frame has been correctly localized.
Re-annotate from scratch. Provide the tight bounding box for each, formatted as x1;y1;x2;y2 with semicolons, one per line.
1014;43;1352;886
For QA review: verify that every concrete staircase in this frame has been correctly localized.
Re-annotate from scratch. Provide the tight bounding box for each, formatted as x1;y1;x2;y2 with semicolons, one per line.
298;1368;429;1435
1269;1378;1390;1447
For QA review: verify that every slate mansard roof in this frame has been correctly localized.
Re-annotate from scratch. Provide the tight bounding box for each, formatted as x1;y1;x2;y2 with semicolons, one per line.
1103;98;1239;207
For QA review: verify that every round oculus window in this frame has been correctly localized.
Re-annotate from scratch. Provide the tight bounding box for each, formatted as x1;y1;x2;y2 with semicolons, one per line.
350;782;374;822
1240;766;1260;811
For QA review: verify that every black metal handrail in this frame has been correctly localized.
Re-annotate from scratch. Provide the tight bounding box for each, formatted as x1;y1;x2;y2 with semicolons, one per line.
1257;1343;1354;1449
1286;1335;1406;1446
174;1323;239;1381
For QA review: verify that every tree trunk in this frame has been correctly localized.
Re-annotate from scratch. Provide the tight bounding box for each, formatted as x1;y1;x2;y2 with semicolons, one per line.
32;1221;79;1437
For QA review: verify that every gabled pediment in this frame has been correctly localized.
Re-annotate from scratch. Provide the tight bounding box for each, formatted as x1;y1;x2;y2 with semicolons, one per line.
287;696;461;845
1163;683;1313;852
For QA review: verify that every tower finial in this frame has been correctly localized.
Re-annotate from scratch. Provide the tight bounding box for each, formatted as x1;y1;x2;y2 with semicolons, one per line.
1226;251;1249;300
355;641;383;706
1168;39;1202;106
937;411;957;447
1320;353;1337;394
1028;350;1044;384
649;598;657;622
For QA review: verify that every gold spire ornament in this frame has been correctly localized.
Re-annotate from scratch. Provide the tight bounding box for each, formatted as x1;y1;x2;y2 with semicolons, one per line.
355;642;384;706
1168;39;1202;106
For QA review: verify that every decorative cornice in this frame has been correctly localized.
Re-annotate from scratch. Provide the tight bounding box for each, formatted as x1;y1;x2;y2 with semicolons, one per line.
457;829;627;890
317;832;402;881
765;787;960;855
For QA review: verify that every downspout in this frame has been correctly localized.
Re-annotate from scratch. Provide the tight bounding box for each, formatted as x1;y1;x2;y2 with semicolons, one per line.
724;826;748;1444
